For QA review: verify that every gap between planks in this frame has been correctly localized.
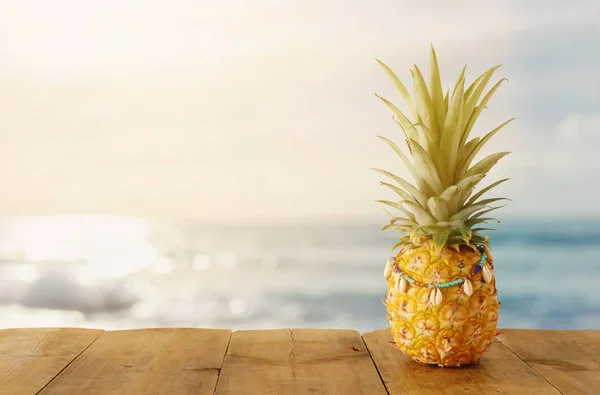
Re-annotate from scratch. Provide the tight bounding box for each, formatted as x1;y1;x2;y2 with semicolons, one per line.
497;329;600;395
495;334;564;395
0;328;105;395
212;330;233;395
35;330;105;395
362;329;563;395
37;328;232;395
3;328;599;395
213;328;388;395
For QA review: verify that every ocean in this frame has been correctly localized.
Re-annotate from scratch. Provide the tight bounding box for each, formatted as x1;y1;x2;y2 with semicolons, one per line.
0;216;599;332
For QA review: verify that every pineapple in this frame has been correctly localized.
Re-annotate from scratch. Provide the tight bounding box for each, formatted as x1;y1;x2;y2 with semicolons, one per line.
375;46;512;367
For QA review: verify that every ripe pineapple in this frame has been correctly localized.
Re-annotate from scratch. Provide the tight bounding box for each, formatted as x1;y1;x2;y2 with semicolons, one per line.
375;46;512;367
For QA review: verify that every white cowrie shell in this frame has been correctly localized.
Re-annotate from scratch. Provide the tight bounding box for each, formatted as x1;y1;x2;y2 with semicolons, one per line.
384;258;394;279
463;279;473;296
429;288;442;305
397;276;408;293
482;265;494;283
429;288;437;305
435;288;443;305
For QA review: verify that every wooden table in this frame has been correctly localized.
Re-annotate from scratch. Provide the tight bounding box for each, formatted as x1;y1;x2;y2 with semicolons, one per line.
0;328;598;394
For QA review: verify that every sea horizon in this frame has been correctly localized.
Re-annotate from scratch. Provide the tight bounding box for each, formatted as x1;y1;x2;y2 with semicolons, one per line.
0;215;598;332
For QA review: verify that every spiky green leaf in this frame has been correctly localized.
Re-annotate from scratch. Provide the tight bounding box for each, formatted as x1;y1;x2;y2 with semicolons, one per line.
408;139;444;195
448;220;466;228
461;65;502;145
440;77;465;182
466;217;500;227
466;178;510;206
472;227;499;233
456;174;486;190
413;123;446;184
464;72;485;100
443;89;449;113
450;204;489;221
462;152;511;180
372;168;427;207
432;230;450;254
439;186;461;202
375;95;419;142
456;174;487;206
470;234;490;245
427;197;450;221
470;205;507;220
396;206;416;222
402;200;436;225
382;217;415;231
380;182;418;204
452;66;467;97
375;59;419;121
456;137;480;179
376;200;402;211
376;136;421;183
463;78;507;137
429;45;445;134
474;197;512;206
458;119;515;177
412;64;437;135
392;239;411;251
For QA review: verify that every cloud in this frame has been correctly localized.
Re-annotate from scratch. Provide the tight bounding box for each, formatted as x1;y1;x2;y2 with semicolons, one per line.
558;113;600;145
498;111;600;216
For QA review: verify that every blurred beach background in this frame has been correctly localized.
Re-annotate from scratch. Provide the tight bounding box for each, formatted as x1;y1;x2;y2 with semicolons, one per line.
0;216;599;332
0;1;599;331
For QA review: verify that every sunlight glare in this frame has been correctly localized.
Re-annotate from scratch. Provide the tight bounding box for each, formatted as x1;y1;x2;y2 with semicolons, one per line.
5;216;162;282
0;304;85;329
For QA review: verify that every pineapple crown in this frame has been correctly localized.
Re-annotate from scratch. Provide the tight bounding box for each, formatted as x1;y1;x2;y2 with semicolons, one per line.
374;45;513;253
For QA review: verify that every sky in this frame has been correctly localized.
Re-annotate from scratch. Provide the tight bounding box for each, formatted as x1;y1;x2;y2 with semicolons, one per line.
0;0;599;222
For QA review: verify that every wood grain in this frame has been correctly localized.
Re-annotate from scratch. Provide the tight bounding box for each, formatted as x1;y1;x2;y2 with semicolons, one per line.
4;327;599;394
0;327;103;395
363;329;562;395
214;329;388;395
498;329;600;395
39;328;231;395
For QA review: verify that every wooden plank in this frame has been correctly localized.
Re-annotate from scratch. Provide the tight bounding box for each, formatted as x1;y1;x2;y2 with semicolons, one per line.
39;328;231;395
363;329;561;395
0;328;103;395
214;329;388;395
498;329;600;395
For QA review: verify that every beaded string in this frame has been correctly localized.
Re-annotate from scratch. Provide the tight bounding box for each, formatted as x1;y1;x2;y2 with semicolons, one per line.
391;251;494;289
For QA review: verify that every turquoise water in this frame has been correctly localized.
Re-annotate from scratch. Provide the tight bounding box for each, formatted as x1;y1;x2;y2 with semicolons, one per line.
0;216;598;331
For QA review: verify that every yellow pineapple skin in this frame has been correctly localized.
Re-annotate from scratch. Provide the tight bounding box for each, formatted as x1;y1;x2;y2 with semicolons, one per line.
386;245;500;367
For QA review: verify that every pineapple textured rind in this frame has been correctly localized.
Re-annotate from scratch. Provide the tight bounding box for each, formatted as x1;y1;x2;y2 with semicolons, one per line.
386;245;499;367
